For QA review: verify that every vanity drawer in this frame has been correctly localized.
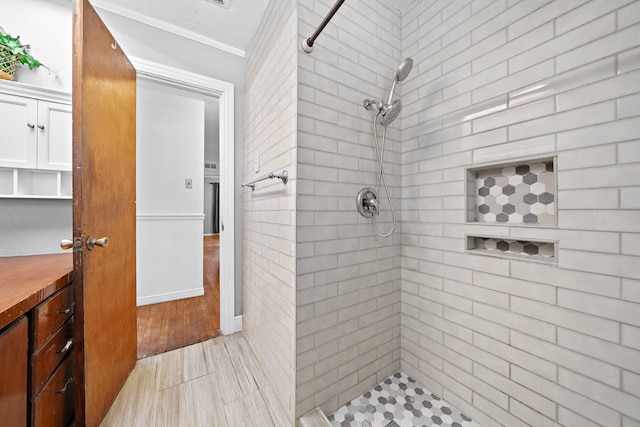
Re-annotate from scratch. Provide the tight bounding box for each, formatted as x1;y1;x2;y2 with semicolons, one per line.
31;316;74;397
31;351;74;427
32;285;74;351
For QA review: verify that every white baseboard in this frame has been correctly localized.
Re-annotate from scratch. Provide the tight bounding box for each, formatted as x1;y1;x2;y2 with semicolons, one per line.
137;288;204;306
233;315;243;333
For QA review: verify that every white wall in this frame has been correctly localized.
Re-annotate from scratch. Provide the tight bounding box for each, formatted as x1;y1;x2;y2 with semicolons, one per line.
243;0;298;422
205;99;220;166
0;199;71;256
400;1;640;426
136;79;205;305
2;0;72;92
0;0;72;257
96;9;247;315
294;0;403;417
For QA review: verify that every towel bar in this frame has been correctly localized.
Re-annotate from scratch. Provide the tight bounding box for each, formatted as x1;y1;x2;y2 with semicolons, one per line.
241;170;288;190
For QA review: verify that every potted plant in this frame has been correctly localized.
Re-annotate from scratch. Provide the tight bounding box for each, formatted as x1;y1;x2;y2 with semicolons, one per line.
0;26;45;80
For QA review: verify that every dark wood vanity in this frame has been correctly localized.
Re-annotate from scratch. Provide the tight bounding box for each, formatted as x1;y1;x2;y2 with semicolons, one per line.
0;253;74;427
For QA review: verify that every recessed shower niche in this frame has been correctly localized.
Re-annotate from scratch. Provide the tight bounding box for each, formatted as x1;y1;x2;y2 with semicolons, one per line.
466;158;557;262
467;159;556;225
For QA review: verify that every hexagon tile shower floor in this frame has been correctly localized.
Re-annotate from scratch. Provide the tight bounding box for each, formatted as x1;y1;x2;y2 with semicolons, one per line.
328;372;481;427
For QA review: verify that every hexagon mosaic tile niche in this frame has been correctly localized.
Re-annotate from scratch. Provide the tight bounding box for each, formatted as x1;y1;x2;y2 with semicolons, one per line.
472;237;555;260
473;160;555;225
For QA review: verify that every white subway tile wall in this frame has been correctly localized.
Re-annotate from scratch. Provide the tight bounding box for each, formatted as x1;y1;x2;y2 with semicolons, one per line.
243;0;298;423
295;0;403;418
401;1;640;427
244;0;640;425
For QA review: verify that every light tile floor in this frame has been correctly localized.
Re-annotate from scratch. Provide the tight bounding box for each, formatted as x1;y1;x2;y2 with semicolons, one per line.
327;372;481;427
100;333;291;427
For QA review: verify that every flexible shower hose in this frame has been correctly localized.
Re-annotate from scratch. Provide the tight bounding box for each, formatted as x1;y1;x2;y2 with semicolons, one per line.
371;111;397;237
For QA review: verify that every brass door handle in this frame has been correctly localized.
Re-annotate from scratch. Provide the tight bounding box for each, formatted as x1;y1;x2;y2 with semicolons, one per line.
60;238;82;251
86;236;108;250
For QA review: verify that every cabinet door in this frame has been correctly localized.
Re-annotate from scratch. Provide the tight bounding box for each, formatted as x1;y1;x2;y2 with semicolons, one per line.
0;316;28;427
0;93;38;168
37;101;72;171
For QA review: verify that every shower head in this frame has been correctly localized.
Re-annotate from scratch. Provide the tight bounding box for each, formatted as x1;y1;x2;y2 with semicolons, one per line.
363;57;414;127
395;57;414;82
377;99;402;126
386;57;414;104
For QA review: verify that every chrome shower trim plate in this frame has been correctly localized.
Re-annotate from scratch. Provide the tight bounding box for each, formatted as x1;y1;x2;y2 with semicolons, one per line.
357;187;378;218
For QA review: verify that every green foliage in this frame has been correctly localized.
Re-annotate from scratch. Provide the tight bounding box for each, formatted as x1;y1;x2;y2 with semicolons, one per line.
0;26;42;70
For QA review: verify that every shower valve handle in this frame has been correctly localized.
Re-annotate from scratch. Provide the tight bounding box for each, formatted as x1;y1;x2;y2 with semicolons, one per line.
357;187;379;218
366;197;379;215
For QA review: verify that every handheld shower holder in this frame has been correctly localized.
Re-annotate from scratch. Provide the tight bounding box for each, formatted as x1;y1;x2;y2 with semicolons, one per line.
363;99;382;111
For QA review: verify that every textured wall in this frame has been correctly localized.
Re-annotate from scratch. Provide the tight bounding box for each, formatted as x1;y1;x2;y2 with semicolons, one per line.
400;1;640;426
243;0;298;422
295;0;403;417
0;199;71;256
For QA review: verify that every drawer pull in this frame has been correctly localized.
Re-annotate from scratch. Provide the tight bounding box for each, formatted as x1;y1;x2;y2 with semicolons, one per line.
57;339;73;354
57;302;76;315
56;377;74;394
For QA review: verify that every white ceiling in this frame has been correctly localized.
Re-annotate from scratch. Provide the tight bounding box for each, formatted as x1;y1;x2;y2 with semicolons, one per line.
91;0;418;57
92;0;270;56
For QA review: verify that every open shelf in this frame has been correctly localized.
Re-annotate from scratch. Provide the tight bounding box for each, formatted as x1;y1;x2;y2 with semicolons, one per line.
0;167;72;199
467;236;556;264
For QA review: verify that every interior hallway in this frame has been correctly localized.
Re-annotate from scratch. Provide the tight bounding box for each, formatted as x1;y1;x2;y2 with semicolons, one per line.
137;235;221;359
100;334;290;427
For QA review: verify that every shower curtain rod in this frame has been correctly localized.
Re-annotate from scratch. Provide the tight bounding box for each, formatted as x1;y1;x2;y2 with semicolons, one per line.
302;0;346;53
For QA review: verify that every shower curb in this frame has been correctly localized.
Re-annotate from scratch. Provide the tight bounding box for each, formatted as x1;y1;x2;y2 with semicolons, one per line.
298;407;332;427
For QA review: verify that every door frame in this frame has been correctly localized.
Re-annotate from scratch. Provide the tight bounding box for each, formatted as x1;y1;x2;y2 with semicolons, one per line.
130;57;237;335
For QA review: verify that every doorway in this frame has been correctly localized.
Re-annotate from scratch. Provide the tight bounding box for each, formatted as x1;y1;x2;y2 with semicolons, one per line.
131;58;237;357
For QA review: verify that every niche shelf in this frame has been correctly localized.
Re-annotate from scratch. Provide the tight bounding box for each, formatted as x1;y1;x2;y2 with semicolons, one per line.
468;159;556;226
0;167;72;199
468;236;556;264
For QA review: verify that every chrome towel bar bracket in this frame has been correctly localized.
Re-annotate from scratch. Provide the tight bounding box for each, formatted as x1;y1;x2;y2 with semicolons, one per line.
241;170;288;190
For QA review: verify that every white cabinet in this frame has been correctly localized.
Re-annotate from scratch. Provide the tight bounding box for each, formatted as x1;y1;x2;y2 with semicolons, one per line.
0;93;38;169
36;101;73;171
0;81;72;199
0;94;72;171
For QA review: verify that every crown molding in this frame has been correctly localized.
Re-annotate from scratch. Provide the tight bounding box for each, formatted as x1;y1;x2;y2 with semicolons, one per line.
91;0;246;58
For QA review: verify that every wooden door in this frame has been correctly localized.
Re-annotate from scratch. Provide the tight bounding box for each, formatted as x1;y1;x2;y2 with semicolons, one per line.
72;1;137;426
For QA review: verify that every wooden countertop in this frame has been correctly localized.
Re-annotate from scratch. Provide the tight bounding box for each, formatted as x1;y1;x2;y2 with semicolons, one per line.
0;253;73;330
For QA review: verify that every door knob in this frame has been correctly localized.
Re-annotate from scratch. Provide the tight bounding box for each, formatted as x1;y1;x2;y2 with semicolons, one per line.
37;124;45;130
27;123;35;129
86;236;108;250
60;238;82;251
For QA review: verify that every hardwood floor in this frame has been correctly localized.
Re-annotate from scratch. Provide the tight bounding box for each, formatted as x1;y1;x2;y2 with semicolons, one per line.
100;334;292;427
137;235;221;359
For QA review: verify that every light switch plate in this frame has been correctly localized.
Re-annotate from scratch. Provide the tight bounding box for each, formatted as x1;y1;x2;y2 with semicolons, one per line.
185;179;193;189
